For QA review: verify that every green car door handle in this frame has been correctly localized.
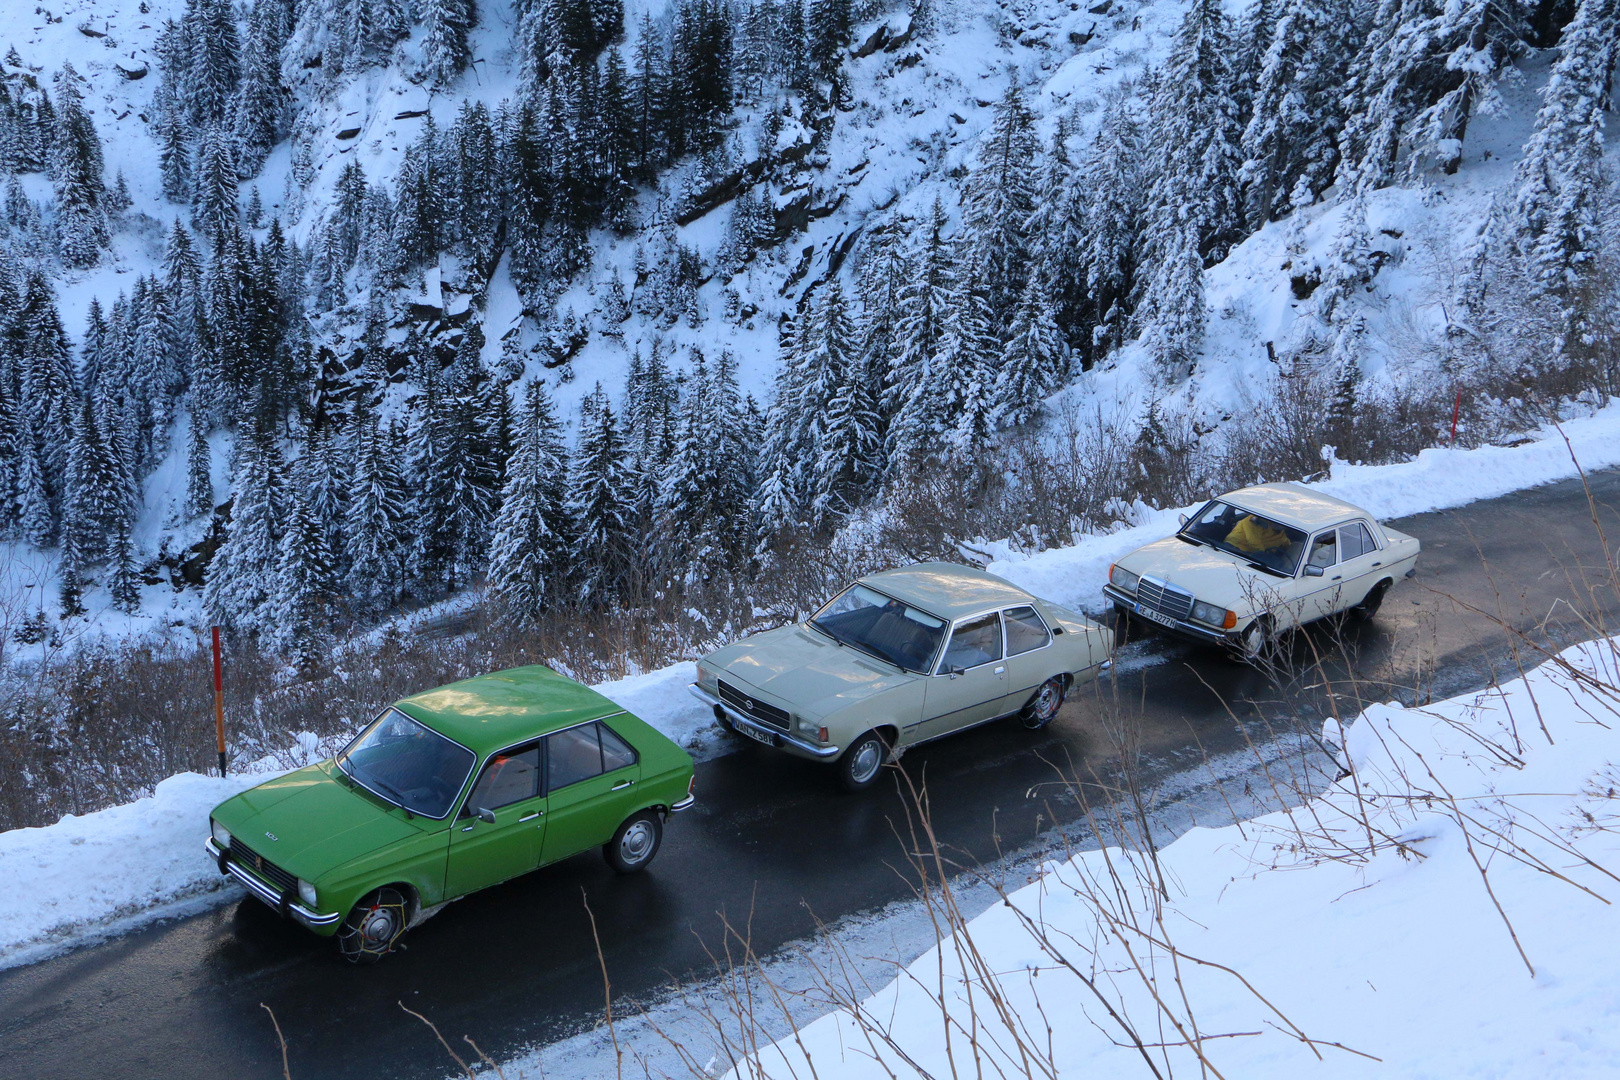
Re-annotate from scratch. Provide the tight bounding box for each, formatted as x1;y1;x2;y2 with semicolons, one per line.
611;779;634;791
519;811;542;822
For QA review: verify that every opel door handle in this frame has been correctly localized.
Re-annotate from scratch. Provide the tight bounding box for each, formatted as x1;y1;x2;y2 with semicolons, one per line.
611;779;634;791
994;666;1005;674
519;811;542;822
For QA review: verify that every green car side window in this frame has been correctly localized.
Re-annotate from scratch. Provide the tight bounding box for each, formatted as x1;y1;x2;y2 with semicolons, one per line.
600;723;637;772
466;745;540;812
548;725;605;791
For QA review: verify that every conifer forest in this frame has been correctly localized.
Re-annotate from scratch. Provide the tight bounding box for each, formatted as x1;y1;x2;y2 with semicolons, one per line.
0;0;1616;823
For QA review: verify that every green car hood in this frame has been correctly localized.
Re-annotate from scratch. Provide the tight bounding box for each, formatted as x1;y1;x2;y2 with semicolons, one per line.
213;763;432;880
707;624;915;719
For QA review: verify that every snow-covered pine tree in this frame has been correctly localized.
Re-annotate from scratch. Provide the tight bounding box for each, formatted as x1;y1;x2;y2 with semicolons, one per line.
51;64;109;268
657;348;750;579
18;270;79;503
343;409;408;616
421;0;476;87
1513;0;1618;353
1078;93;1146;359
233;3;288;177
192;128;241;244
1136;216;1209;378
108;526;142;614
993;273;1069;428
885;198;956;454
63;395;134;577
271;486;336;665
16;412;53;548
185;408;214;519
810;287;883;525
1239;0;1356;225
961;76;1041;331
567;383;635;603
203;418;284;631
487;379;571;621
190;0;242;128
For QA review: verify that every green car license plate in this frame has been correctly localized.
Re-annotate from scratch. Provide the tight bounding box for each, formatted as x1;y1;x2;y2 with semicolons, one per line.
1134;603;1177;629
737;722;776;746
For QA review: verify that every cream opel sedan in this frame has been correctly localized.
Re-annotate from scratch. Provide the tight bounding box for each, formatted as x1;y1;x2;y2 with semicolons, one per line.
690;563;1114;790
1102;484;1420;662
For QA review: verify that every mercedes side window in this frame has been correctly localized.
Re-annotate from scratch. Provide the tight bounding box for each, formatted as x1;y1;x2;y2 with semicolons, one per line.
1341;521;1376;559
547;725;605;791
1308;532;1338;569
940;613;1004;671
466;745;540;812
599;722;638;772
1003;606;1051;656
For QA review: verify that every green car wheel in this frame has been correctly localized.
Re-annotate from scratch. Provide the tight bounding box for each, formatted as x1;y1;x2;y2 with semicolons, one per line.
605;812;663;873
338;886;410;964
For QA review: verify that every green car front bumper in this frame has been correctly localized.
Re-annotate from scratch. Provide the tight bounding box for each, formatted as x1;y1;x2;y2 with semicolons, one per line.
205;836;342;929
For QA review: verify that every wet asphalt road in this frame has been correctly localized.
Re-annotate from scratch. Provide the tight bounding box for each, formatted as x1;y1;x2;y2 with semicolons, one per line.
2;470;1617;1080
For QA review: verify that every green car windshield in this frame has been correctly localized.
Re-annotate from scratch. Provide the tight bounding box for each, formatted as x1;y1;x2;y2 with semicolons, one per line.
810;584;947;673
335;708;476;819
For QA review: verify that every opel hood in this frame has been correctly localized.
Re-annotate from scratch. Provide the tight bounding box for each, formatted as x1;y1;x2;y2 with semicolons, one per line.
1117;537;1293;614
705;624;915;719
213;763;431;881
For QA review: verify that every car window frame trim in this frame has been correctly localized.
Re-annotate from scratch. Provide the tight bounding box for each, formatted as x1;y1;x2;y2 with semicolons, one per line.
933;609;1009;676
337;707;480;822
458;711;634;819
1000;603;1054;658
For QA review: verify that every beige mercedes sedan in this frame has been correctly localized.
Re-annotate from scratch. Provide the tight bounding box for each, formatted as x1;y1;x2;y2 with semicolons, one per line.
1103;483;1421;662
690;563;1114;790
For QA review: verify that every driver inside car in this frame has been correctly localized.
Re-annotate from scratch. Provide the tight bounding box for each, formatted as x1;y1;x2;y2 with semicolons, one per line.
1224;513;1290;553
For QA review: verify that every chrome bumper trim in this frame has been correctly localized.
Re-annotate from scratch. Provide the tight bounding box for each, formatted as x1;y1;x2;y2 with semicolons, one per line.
687;683;842;759
670;793;696;812
205;837;341;927
1103;585;1233;646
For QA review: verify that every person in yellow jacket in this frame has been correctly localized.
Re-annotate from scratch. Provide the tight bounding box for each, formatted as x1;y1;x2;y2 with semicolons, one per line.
1225;513;1291;554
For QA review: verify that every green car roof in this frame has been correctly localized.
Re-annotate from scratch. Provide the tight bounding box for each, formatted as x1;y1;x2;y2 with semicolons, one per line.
392;665;625;757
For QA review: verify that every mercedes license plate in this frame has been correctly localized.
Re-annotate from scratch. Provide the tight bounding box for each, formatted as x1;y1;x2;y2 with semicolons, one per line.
1134;603;1177;629
737;722;776;746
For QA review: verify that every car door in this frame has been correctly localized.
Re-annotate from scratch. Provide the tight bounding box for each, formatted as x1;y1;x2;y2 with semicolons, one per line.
444;743;545;898
1335;520;1384;605
918;612;1007;742
539;721;642;866
999;605;1054;714
1300;528;1344;622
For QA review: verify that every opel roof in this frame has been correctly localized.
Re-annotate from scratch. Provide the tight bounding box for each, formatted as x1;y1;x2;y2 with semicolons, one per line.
1215;483;1375;531
391;665;624;756
857;562;1036;621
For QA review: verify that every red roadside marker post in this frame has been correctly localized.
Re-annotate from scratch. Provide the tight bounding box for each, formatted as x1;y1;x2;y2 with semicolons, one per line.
212;626;227;777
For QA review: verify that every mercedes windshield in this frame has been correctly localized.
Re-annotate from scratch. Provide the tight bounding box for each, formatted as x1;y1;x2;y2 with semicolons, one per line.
1179;500;1308;576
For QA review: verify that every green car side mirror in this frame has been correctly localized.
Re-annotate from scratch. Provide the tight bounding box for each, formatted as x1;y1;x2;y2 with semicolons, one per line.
475;807;496;825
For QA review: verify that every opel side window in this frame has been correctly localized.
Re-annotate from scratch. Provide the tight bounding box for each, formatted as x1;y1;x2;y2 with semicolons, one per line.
467;745;540;811
599;722;637;772
1308;532;1337;568
1003;606;1051;656
941;614;1003;671
547;725;604;791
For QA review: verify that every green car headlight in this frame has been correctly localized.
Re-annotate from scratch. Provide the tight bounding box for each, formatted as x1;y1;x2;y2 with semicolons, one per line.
297;879;318;908
211;820;232;850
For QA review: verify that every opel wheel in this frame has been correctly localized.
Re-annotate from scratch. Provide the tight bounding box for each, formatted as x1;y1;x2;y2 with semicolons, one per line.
604;812;663;873
338;886;409;964
839;731;890;792
1020;676;1066;730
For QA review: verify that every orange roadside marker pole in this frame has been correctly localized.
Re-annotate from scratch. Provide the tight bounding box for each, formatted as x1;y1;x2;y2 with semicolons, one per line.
212;626;227;777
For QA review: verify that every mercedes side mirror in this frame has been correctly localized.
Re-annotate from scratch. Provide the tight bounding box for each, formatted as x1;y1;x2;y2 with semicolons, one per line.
1178;513;1189;527
475;807;496;824
1304;564;1326;577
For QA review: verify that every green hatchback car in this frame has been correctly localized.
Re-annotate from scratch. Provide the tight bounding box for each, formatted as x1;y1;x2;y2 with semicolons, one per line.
205;666;695;962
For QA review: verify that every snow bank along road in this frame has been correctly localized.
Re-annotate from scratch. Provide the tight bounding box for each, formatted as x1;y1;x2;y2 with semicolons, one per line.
1;470;1617;1080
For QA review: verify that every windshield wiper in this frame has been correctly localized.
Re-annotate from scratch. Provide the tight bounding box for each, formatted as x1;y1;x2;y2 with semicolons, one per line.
354;771;414;817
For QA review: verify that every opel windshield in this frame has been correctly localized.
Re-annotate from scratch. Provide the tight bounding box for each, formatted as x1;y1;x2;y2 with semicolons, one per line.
810;583;948;673
335;708;476;819
1180;501;1308;576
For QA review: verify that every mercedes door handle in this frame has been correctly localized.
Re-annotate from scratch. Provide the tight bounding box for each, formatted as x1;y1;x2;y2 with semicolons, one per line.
519;811;542;822
611;779;634;791
1331;575;1342;581
1372;561;1383;567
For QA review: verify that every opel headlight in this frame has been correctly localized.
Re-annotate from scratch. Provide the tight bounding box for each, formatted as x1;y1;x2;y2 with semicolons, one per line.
211;820;232;850
297;878;318;908
798;715;818;735
1110;564;1139;594
1191;600;1235;628
696;662;717;689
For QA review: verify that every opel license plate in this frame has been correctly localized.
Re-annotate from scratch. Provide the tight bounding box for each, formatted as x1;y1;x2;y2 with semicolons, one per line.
1134;603;1177;629
737;722;775;746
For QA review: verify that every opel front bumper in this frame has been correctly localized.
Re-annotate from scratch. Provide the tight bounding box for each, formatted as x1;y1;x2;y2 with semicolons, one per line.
687;683;842;759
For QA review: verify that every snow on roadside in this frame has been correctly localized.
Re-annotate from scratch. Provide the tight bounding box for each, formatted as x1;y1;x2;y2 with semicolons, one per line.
988;400;1620;615
731;636;1620;1079
4;406;1618;970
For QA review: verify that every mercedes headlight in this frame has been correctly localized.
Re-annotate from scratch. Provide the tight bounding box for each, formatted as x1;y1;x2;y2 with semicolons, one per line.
211;820;232;850
1110;564;1139;594
297;878;318;908
1191;600;1235;628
